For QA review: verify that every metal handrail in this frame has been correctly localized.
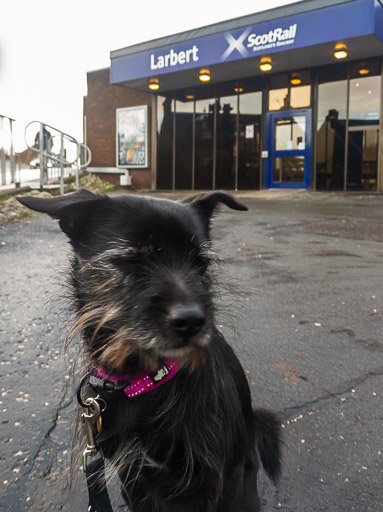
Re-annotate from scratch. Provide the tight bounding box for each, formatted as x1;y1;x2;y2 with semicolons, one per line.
24;120;92;194
1;114;16;186
78;142;92;168
25;121;78;164
75;143;92;190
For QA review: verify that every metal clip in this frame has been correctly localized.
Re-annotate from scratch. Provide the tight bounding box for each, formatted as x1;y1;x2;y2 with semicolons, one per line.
81;397;102;472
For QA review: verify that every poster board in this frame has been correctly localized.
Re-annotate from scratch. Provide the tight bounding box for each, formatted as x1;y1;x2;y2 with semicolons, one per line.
116;106;149;168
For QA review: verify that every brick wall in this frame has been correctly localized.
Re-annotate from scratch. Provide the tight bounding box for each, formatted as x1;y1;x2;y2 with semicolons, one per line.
84;68;155;190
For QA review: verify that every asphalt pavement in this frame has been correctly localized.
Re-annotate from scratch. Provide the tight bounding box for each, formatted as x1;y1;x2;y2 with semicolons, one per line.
0;190;382;511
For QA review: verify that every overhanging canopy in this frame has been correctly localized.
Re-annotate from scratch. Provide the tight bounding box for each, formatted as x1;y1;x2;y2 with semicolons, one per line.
110;0;383;93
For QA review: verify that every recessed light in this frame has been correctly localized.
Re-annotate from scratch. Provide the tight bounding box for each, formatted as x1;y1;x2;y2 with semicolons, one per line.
334;44;348;59
260;57;272;72
290;73;302;85
199;69;211;82
148;78;159;91
358;63;370;75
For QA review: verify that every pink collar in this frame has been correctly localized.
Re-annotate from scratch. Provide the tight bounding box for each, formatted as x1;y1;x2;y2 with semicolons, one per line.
95;359;180;398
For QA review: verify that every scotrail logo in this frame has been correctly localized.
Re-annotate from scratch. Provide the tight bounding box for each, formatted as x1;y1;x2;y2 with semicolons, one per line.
221;28;251;60
221;24;298;61
247;24;298;52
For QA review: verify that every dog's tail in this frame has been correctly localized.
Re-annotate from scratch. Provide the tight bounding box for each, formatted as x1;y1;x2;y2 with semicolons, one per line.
253;409;282;484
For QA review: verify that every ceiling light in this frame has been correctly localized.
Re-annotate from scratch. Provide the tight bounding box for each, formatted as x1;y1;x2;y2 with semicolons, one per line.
199;69;211;82
186;94;194;99
234;87;244;93
355;82;360;87
358;63;370;75
334;44;348;60
290;73;302;85
260;57;272;72
148;78;159;91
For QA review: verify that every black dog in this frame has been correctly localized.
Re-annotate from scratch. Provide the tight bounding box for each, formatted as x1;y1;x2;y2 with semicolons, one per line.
18;190;281;512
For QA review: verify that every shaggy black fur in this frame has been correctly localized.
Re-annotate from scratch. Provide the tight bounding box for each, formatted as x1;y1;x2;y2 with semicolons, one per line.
18;190;281;512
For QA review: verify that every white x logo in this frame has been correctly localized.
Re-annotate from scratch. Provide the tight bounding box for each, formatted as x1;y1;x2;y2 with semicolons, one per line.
221;28;251;61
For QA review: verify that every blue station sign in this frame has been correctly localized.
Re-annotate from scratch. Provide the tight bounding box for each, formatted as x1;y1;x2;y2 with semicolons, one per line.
110;0;383;84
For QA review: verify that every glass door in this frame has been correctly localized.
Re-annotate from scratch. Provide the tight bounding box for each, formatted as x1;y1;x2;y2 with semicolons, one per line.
266;109;312;188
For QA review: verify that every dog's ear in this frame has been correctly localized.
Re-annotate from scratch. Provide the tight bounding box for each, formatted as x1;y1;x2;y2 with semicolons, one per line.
17;189;102;239
182;191;247;232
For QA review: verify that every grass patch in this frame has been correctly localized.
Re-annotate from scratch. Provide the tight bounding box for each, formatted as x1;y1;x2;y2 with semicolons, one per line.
0;194;14;202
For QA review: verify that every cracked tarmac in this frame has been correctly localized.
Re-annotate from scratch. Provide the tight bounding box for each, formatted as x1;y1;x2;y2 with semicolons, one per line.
0;190;382;511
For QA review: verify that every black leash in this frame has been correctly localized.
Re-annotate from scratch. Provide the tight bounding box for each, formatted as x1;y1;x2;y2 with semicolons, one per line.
77;374;122;512
76;365;179;510
86;457;113;512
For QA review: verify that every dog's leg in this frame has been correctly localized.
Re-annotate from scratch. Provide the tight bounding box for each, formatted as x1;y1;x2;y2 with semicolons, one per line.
217;453;261;512
217;410;281;511
119;465;212;512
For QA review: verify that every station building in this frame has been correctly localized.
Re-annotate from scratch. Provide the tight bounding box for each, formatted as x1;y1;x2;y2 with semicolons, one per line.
84;0;383;191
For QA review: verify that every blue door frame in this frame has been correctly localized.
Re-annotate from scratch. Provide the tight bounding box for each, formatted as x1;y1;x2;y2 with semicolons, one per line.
266;108;312;189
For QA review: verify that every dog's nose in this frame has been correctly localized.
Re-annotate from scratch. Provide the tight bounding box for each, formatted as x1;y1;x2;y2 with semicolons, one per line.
169;306;206;338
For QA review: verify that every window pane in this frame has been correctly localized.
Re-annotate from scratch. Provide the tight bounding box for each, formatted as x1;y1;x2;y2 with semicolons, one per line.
316;80;347;190
240;91;262;115
349;75;380;125
195;99;214;189
175;100;193;189
238;91;262;189
275;116;306;151
347;75;380;190
269;88;288;111
290;85;311;108
317;81;348;122
275;121;290;150
157;96;174;189
216;96;237;189
273;156;304;182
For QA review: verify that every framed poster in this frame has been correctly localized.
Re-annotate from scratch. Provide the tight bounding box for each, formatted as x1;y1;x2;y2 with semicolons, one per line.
116;106;149;168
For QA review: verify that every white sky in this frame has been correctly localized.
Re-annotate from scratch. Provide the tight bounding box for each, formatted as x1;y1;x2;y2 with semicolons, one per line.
1;0;296;151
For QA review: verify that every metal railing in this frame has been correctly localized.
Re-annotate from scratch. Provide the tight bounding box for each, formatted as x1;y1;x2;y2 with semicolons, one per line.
24;121;91;195
0;114;16;187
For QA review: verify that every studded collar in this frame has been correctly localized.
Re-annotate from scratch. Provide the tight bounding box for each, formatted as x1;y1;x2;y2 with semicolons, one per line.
88;359;180;400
